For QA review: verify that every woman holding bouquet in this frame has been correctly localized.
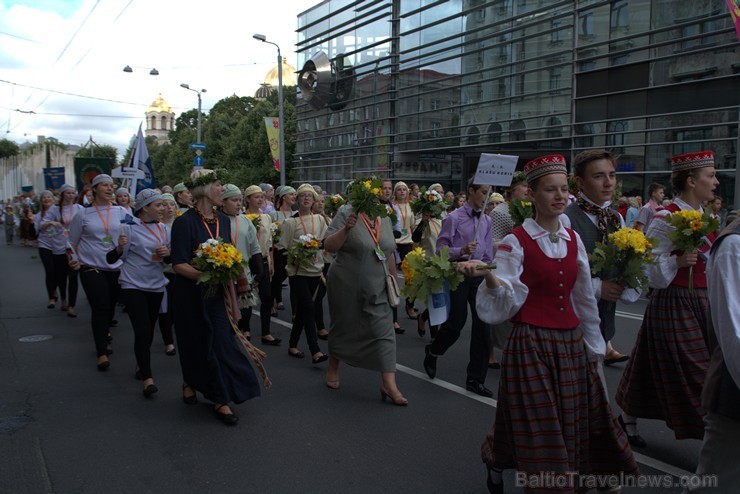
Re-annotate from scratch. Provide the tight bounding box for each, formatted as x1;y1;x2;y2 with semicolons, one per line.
312;193;332;340
616;151;720;446
170;169;262;425
269;186;296;316
220;184;265;341
323;179;407;405
281;184;328;364
393;181;418;320
244;185;281;345
467;157;636;493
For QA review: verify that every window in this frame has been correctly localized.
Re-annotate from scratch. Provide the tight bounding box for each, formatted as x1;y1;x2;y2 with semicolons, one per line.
431;99;440;111
673;128;712;155
498;79;508;99
575;123;595;148
487;122;503;143
551;19;562;44
545;116;563;138
511;120;526;141
610;1;629;30
431;121;441;137
466;126;480;145
607;120;628;153
515;74;525;96
448;101;457;112
579;12;594;37
549;68;562;91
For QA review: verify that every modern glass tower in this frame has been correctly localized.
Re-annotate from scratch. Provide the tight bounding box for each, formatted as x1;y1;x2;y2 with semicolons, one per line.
294;0;739;207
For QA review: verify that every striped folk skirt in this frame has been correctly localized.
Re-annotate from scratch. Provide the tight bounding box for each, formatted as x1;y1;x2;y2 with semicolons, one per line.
481;324;637;492
615;285;710;440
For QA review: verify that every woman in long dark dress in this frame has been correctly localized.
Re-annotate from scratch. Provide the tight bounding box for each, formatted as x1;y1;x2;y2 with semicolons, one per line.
171;169;262;425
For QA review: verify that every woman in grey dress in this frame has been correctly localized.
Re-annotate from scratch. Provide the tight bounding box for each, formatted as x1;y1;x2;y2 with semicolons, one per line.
323;204;408;405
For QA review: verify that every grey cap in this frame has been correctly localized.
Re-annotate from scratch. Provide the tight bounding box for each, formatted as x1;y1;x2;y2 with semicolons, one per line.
40;190;53;198
220;184;242;201
134;189;162;212
115;187;130;197
160;193;176;203
59;184;75;194
277;186;296;198
173;182;188;194
259;183;273;192
91;174;113;187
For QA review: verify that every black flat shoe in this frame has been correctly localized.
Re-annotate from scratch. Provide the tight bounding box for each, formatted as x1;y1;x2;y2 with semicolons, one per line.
214;405;238;425
317;331;329;341
617;415;647;448
405;306;418;320
466;379;493;398
288;349;305;359
394;324;405;335
423;345;437;379
312;354;328;365
487;469;503;494
166;347;176;356
97;360;110;371
261;337;282;346
182;384;198;405
142;384;158;398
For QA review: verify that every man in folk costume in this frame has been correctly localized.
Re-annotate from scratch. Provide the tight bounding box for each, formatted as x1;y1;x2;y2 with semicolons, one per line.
565;149;637;366
616;151;720;449
684;216;740;492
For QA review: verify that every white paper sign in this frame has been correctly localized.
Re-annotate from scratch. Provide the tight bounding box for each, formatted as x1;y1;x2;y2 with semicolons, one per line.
111;166;145;198
473;154;519;186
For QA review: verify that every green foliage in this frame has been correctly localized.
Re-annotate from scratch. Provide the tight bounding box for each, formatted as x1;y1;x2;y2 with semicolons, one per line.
75;144;118;163
0;139;20;158
346;177;388;220
508;197;533;227
400;246;464;302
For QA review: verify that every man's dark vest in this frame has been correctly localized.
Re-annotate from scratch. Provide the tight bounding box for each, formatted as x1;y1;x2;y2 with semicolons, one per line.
565;202;620;342
701;217;740;420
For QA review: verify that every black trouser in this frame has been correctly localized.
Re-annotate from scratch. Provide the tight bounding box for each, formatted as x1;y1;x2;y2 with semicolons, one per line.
79;268;120;357
244;260;273;336
121;289;163;380
288;275;321;355
314;263;330;331
156;273;175;345
428;276;490;384
396;243;415;311
66;267;79;307
39;248;68;300
271;249;287;306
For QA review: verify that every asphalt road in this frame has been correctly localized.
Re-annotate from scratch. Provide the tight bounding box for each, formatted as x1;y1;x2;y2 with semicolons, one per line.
0;236;704;493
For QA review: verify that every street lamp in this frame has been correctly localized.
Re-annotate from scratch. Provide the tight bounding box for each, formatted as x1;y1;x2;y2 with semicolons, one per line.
122;65;159;75
253;33;285;186
179;83;207;144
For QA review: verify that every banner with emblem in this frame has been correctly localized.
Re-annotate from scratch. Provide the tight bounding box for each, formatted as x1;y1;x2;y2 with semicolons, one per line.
264;117;281;171
729;0;740;42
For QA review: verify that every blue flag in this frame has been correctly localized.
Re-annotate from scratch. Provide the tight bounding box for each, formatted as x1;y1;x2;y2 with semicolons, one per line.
129;123;155;189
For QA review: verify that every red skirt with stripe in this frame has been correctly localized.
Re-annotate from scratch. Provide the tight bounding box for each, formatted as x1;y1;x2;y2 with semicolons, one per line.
481;324;638;492
615;285;709;440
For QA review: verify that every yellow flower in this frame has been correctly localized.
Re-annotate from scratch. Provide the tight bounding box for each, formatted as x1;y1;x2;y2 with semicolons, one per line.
371;187;381;196
690;220;703;231
427;194;435;201
363;180;372;190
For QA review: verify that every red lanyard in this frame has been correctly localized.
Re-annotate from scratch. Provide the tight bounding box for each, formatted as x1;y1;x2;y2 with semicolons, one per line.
93;203;111;237
299;212;315;236
360;213;381;246
202;217;219;239
142;222;166;245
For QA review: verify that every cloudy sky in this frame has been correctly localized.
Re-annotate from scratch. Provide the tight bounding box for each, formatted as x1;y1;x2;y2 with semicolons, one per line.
0;0;312;155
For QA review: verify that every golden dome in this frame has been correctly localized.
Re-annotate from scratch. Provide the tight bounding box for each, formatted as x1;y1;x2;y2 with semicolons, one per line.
264;58;297;87
146;94;173;114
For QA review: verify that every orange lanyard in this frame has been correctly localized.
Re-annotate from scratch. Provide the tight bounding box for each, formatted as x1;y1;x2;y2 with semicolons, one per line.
360;213;381;246
142;222;166;245
299;212;315;236
202;217;219;240
61;204;74;227
398;203;409;229
429;219;440;237
93;203;111;237
231;216;239;244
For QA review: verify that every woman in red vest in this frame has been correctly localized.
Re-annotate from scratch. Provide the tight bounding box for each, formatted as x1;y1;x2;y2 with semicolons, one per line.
616;151;720;448
464;155;637;493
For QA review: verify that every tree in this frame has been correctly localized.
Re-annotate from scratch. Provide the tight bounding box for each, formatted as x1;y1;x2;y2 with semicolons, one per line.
76;144;119;163
0;138;20;159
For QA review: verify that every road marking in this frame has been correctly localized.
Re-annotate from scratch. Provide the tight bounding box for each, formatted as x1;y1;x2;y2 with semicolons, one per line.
259;313;693;478
616;310;643;321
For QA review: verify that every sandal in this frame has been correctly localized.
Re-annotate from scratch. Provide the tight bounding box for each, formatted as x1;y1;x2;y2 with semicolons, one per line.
288;349;305;359
182;383;198;405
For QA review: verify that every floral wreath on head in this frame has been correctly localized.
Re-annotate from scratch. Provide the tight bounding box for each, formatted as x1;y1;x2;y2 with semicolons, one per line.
184;169;227;190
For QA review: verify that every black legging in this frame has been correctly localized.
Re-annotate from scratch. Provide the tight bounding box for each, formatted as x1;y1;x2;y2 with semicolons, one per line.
271;248;288;307
393;244;415;323
288;275;321;355
66;268;79;307
120;289;163;380
79;268;120;357
156;273;175;346
39;248;68;300
314;263;330;331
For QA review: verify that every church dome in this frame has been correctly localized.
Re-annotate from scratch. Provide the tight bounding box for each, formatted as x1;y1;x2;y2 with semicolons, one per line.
254;83;273;100
147;94;173;114
264;58;297;87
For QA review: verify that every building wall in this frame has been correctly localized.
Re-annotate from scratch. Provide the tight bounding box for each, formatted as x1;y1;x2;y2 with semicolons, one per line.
0;144;76;201
294;0;739;206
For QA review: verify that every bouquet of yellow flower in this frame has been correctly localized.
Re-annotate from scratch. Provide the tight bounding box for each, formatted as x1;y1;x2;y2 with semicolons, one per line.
588;227;657;293
286;233;320;269
193;238;247;297
664;209;720;291
509;197;533;227
271;221;281;245
245;213;262;231
400;246;465;302
410;187;448;218
347;177;390;220
384;203;398;225
325;194;346;217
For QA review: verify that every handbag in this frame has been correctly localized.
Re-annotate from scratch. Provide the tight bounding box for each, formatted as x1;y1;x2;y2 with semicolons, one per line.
381;259;401;308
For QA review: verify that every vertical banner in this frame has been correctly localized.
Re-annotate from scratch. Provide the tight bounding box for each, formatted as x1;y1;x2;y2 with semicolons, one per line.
43;167;66;190
264;117;281;171
73;157;114;191
728;0;740;42
129;123;155;190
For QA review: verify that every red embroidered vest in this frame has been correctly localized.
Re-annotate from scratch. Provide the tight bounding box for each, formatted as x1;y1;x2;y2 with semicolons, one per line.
664;204;718;289
511;226;580;329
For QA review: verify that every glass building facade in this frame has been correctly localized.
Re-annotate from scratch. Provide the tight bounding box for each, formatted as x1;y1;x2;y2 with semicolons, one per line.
295;0;739;207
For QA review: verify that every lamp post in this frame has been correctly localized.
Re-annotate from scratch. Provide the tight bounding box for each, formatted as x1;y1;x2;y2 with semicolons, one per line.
179;83;207;144
253;33;285;186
